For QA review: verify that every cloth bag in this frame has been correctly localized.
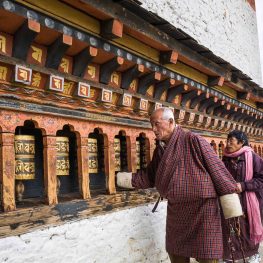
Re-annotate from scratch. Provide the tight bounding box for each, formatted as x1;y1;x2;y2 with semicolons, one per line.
116;172;134;189
220;193;243;219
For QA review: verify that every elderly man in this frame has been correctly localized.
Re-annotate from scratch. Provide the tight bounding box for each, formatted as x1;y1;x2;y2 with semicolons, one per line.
117;107;239;263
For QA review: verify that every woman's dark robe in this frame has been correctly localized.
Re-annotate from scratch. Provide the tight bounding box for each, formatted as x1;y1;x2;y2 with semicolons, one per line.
222;152;263;260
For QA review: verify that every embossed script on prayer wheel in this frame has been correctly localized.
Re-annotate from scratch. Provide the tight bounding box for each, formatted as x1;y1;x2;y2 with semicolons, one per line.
136;141;140;170
88;138;98;173
14;135;35;180
114;138;121;172
56;137;70;176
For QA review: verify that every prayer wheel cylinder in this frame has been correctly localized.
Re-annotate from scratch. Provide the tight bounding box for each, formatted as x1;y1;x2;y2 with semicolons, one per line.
136;141;140;170
14;135;35;180
88;138;98;173
114;138;121;172
141;141;147;169
56;137;70;176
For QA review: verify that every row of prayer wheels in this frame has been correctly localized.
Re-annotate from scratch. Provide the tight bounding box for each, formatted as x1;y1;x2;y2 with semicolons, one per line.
15;135;70;180
14;136;147;181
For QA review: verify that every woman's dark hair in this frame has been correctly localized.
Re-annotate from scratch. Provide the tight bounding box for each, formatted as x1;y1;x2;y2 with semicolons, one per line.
227;130;249;146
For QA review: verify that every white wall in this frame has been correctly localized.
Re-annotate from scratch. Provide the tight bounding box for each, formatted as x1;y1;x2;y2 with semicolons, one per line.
140;0;262;86
0;202;168;263
255;0;263;87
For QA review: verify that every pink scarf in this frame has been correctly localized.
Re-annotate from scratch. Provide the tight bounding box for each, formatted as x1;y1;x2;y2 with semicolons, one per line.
224;146;263;244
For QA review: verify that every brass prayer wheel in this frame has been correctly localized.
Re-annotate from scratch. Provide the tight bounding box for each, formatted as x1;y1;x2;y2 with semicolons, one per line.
114;138;121;172
136;141;140;170
14;135;35;180
56;137;70;176
141;142;147;169
88;138;98;173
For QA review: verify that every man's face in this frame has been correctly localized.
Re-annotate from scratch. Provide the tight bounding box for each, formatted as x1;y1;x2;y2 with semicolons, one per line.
150;110;174;141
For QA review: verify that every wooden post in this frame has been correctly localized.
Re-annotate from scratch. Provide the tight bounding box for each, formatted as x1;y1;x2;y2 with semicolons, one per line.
43;135;58;205
0;133;16;212
129;135;137;173
105;135;116;194
77;137;90;199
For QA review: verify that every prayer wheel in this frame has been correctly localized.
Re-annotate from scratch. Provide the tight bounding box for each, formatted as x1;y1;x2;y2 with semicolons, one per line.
141;141;147;169
56;137;70;176
88;138;98;173
14;135;35;180
114;138;121;172
136;141;140;170
120;139;128;169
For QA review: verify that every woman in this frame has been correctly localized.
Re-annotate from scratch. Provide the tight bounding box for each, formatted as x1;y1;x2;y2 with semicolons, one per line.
222;130;263;263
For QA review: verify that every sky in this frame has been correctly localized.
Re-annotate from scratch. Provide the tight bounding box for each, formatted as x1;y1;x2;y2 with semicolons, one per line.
255;0;263;87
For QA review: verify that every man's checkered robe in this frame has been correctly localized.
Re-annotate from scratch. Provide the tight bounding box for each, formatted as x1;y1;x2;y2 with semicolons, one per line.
132;126;237;259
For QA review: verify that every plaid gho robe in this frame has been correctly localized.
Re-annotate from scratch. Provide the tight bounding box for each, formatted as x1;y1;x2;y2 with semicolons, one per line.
132;126;237;259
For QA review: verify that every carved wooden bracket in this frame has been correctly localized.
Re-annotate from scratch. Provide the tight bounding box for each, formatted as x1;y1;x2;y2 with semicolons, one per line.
189;93;208;109
101;19;123;39
166;84;188;103
237;91;251;100
100;56;124;84
121;64;145;90
46;34;72;69
207;76;224;87
154;78;175;99
198;97;216;112
159;50;178;65
181;90;198;107
137;72;161;95
73;46;98;77
13;19;40;60
206;100;224;115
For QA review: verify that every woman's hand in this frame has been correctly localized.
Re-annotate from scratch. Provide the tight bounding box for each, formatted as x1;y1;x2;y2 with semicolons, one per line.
236;183;243;193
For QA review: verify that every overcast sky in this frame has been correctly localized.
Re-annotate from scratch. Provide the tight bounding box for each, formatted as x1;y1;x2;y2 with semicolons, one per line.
255;0;263;87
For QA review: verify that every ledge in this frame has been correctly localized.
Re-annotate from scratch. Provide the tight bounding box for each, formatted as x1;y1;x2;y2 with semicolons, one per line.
0;189;159;238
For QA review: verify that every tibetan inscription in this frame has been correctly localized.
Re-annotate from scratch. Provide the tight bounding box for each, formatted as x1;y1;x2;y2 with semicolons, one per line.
88;138;98;173
14;135;35;180
56;137;70;176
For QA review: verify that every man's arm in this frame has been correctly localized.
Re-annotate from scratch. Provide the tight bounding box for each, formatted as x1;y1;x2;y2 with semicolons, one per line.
117;147;160;189
191;134;237;195
131;147;160;189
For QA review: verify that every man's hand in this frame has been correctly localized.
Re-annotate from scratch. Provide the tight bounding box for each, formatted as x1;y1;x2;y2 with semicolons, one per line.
236;183;243;193
116;172;134;189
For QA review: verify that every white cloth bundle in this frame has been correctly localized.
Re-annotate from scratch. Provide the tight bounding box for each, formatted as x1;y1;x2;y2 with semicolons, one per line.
220;193;243;219
116;172;134;189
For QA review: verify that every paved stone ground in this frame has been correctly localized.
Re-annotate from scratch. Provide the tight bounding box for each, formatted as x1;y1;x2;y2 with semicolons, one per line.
259;243;263;262
190;243;263;262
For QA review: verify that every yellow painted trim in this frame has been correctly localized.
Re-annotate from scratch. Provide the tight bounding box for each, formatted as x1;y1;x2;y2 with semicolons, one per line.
167;62;208;84
240;99;256;107
115;35;160;62
214;85;237;98
15;0;100;34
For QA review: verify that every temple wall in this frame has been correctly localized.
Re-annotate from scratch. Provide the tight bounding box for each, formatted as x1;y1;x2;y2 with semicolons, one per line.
140;0;262;86
0;202;168;263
